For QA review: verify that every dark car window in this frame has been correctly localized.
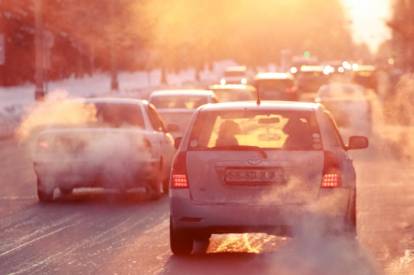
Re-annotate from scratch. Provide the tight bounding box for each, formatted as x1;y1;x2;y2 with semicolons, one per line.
51;102;145;129
325;112;345;149
223;71;246;77
256;79;294;91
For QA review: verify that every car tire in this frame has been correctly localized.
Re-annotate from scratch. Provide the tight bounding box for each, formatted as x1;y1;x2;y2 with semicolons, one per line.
148;179;162;200
163;178;169;193
345;193;357;238
195;233;211;243
170;217;193;255
59;187;73;195
37;178;54;202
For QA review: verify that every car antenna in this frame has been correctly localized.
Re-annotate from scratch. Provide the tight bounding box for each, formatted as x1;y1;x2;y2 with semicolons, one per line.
256;85;261;105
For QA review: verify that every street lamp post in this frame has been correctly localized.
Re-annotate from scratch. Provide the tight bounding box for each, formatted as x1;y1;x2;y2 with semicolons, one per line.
110;1;119;92
34;0;45;101
110;37;119;91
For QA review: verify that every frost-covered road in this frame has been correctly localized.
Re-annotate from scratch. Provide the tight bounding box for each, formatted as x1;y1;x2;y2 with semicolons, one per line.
0;128;413;274
0;72;413;274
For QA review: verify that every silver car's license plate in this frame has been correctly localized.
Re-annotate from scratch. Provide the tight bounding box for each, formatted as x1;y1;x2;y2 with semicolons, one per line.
225;168;283;185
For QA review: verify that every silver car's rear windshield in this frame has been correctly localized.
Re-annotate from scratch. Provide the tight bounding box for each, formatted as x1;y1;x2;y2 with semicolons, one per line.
150;95;208;109
188;109;322;151
223;71;245;77
256;79;294;91
319;84;366;99
51;102;145;129
212;89;254;102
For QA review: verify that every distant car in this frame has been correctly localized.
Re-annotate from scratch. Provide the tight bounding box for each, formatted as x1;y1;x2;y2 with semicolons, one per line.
254;72;298;101
208;84;256;102
352;65;378;92
169;101;368;254
220;66;248;85
33;98;175;201
296;65;329;94
290;55;319;74
148;90;218;138
315;83;372;131
325;61;347;74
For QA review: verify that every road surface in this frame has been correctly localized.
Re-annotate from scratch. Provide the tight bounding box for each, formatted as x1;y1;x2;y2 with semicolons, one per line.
0;105;413;275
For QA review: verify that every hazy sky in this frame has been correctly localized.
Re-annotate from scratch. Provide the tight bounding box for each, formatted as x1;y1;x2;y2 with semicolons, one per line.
342;0;392;53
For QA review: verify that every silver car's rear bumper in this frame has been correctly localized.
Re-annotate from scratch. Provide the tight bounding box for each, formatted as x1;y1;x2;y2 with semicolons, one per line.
170;188;352;236
34;158;159;189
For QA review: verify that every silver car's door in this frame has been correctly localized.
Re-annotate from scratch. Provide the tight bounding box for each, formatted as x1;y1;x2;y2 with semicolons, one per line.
323;112;356;187
147;104;175;178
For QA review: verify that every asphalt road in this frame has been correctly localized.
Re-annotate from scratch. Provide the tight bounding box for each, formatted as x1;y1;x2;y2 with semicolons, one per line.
1;103;413;274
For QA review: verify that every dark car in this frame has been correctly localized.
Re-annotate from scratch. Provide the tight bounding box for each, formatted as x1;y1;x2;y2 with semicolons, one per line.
254;72;298;101
352;65;378;92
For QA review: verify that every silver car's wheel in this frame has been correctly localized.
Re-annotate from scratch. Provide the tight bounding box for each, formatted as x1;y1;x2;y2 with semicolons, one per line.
147;179;162;200
37;178;54;202
170;216;193;255
162;178;169;193
344;193;357;238
59;187;73;195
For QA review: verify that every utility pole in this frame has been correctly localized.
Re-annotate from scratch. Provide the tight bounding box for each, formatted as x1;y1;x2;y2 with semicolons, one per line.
110;1;119;92
110;37;119;91
34;0;45;101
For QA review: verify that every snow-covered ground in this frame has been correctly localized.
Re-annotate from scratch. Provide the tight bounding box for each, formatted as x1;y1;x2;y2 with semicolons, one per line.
0;60;237;138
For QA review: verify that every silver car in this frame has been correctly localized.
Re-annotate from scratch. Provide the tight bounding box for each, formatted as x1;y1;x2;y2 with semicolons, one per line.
34;98;175;201
148;90;218;138
169;101;368;254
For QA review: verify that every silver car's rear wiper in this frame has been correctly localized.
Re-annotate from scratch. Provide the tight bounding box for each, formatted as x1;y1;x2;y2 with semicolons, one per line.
211;145;268;159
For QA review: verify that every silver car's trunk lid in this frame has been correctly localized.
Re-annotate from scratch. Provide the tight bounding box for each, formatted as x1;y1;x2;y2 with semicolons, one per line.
187;150;324;205
36;128;147;160
157;109;195;133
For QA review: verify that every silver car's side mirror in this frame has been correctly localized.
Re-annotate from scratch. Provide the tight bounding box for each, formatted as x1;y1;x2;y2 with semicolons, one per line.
347;136;369;150
174;137;182;149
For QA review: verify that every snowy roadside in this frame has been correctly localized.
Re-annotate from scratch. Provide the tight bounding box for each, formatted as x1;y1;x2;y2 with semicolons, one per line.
0;61;231;139
0;71;164;139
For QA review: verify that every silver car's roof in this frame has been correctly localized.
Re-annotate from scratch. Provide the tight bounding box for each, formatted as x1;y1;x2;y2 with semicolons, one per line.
198;101;321;112
150;90;213;97
254;72;294;80
69;97;147;105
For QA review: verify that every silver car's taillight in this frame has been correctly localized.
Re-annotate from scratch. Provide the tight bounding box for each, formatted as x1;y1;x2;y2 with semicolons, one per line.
171;151;188;189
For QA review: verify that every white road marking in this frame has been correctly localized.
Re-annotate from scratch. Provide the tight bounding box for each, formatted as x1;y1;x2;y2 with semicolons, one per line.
0;220;82;257
0;196;36;200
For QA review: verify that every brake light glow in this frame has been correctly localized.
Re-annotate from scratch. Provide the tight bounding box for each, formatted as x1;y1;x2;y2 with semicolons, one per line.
321;151;341;188
322;174;340;187
172;151;189;188
286;87;296;93
172;174;188;187
38;141;49;148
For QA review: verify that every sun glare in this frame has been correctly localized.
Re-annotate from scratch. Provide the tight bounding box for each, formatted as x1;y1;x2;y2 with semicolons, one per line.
342;0;392;52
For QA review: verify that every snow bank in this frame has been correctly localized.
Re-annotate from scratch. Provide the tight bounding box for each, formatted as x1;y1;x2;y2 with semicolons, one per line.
0;60;235;139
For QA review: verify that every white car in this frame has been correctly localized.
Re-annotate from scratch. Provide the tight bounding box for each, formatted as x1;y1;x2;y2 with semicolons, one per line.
315;83;372;132
254;72;299;101
169;101;368;254
33;98;175;201
208;84;256;103
220;66;248;85
148;90;218;138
